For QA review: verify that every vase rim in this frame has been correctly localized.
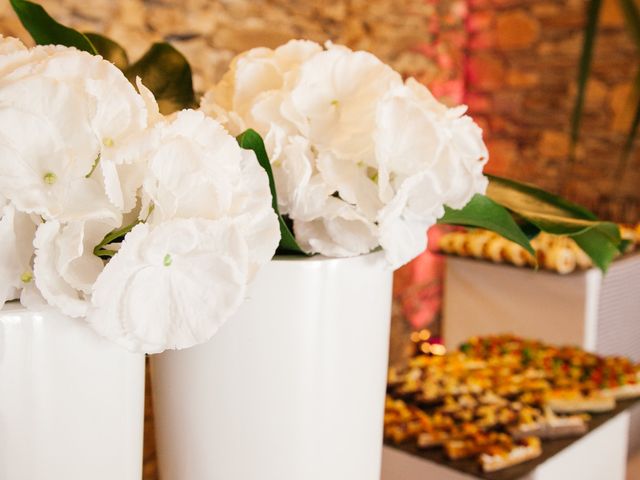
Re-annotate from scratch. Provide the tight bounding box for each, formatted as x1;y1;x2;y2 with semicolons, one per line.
271;249;385;264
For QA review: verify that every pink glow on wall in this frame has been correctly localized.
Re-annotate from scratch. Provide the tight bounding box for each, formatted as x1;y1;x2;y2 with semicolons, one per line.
393;228;447;329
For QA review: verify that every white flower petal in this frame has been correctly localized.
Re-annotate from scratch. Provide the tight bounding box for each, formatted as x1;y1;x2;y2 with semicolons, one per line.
316;151;382;220
88;219;250;353
0;204;37;305
0;35;26;55
294;199;378;257
136;77;162;125
33;221;90;318
377;171;444;269
231;149;280;278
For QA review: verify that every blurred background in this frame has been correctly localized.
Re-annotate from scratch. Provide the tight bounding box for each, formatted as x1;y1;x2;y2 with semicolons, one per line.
2;1;638;477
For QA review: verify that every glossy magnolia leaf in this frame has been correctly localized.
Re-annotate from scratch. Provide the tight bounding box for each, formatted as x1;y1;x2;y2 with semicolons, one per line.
438;194;535;256
487;175;598;220
486;175;622;271
487;175;620;242
124;43;196;114
10;0;96;53
569;0;602;160
236;129;306;255
84;32;129;70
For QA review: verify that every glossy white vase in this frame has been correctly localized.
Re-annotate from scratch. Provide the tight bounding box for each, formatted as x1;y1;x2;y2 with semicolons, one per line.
151;252;393;480
0;302;145;480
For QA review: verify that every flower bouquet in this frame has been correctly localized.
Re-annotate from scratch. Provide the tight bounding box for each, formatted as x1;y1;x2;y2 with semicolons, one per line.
1;1;626;480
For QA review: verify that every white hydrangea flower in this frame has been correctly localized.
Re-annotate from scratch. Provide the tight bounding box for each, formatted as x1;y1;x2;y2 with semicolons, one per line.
139;109;279;278
86;110;278;352
88;219;250;353
204;42;489;269
33;219;113;318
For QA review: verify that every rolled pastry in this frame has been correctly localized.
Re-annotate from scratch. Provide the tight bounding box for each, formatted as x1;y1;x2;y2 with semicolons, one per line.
466;231;496;258
484;237;507;263
543;245;577;274
450;232;470;257
438;234;456;254
503;241;531;267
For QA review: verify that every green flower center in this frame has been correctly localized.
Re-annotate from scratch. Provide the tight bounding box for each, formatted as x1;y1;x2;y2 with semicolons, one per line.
20;271;33;284
43;172;57;185
163;254;172;267
330;99;340;107
102;137;114;147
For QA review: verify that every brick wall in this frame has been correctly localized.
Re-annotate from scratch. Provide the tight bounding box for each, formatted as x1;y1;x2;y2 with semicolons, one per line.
467;0;640;222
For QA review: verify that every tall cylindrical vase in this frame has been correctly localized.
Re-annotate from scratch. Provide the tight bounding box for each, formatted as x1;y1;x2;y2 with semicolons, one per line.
151;252;393;480
0;302;145;480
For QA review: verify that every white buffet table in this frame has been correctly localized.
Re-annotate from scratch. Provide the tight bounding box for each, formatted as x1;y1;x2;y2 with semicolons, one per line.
381;409;630;480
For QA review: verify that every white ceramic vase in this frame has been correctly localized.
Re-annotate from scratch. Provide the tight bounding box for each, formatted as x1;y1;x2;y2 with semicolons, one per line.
0;302;145;480
151;252;393;480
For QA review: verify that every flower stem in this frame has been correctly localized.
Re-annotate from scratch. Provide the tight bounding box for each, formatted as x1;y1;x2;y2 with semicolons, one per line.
93;219;140;257
86;154;101;178
94;248;117;258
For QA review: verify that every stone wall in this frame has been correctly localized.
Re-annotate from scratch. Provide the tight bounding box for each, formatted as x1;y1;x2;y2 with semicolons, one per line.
467;0;640;222
0;0;465;100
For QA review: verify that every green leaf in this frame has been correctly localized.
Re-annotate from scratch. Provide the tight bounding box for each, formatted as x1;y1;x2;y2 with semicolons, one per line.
572;229;621;272
94;248;117;259
485;175;622;270
487;175;598;220
569;0;602;161
512;215;542;240
84;32;129;69
511;211;619;240
124;43;196;114
236;129;307;255
10;0;96;53
438;194;535;256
